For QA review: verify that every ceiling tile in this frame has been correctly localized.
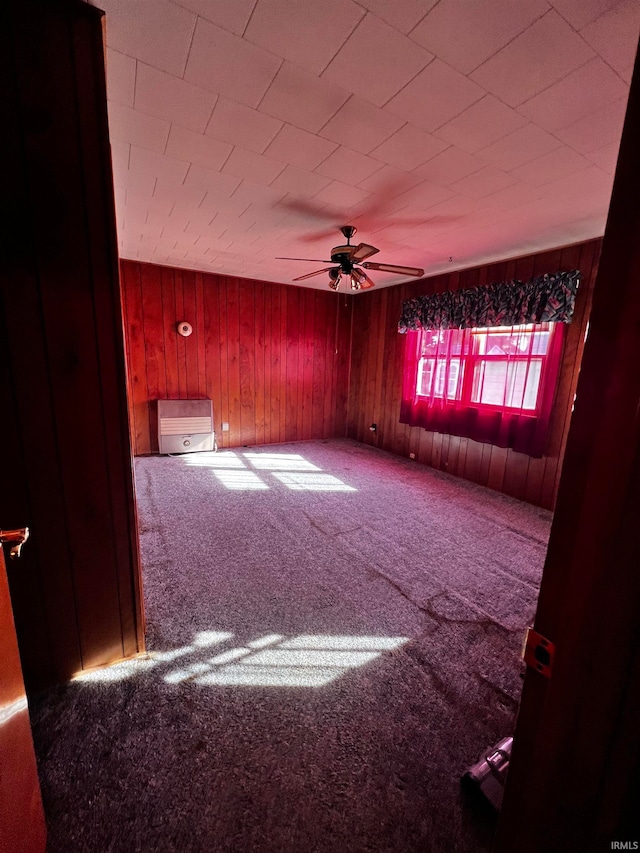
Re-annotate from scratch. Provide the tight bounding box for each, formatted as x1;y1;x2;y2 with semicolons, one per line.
483;181;545;210
312;181;372;210
152;179;208;207
470;10;596;107
199;192;254;221
258;62;351;132
165;125;233;172
451;165;516;198
107;102;170;153
134;63;218;133
128;146;190;182
124;180;155;210
110;140;130;176
511;146;591;185
357;164;426;195
227;181;287;209
410;0;549;75
263;125;338;170
222;148;286;185
322;14;434;107
171;0;256;35
319;97;405;154
105;48;135;107
205;98;283;154
244;0;364;75
270;165;333;197
183;165;242;199
549;0;620;28
414;147;483;185
434;95;528;153
477;124;561;170
354;0;438;34
118;171;156;196
585;142;621;174
538;164;614;202
99;0;196;76
184;17;282;108
314;146;385;184
183;208;222;233
517;58;628;132
386;59;485;132
580;0;640;73
370;125;448;170
554;97;628;153
390;179;455;213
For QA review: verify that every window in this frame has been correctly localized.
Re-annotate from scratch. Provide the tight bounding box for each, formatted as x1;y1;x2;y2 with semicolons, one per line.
416;324;552;413
401;322;565;457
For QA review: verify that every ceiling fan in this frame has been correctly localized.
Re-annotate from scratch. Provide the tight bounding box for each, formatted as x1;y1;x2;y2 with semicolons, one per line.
276;225;425;292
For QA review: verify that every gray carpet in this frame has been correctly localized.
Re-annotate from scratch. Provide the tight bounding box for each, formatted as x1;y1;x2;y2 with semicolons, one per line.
31;438;551;853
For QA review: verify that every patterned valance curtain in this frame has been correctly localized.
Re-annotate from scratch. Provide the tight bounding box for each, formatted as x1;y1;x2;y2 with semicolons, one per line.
398;269;580;333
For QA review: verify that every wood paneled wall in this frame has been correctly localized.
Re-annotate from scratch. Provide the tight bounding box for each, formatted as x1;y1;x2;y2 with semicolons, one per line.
120;261;352;455
347;239;601;509
1;1;143;689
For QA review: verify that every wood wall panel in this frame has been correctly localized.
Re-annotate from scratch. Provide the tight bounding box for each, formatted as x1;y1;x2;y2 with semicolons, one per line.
1;1;143;689
347;239;601;509
121;261;352;454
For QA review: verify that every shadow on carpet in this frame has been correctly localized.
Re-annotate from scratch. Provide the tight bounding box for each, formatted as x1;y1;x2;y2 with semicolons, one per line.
31;439;552;853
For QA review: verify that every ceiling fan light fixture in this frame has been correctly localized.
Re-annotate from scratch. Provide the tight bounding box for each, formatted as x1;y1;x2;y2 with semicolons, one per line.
328;270;342;291
351;269;366;290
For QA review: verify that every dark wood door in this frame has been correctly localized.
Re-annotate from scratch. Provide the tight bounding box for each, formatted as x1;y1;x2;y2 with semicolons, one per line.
0;531;46;853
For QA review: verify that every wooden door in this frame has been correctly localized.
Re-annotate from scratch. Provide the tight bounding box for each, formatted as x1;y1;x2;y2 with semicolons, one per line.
0;530;46;853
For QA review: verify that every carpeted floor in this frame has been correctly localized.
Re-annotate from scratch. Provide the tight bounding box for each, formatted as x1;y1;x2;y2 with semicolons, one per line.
31;439;552;853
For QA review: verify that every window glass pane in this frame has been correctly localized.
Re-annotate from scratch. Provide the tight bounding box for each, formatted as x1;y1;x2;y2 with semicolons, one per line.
434;360;463;398
521;360;542;409
472;359;542;409
417;358;464;399
417;359;435;396
472;361;507;405
472;327;550;356
531;331;549;355
420;329;468;356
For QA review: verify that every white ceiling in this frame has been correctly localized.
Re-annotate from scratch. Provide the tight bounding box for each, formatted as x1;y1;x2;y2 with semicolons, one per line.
98;0;640;291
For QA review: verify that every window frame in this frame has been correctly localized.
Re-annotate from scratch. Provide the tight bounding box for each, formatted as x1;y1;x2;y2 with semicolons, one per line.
414;323;555;416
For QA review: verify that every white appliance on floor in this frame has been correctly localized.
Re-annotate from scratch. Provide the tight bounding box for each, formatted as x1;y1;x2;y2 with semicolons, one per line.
157;399;215;454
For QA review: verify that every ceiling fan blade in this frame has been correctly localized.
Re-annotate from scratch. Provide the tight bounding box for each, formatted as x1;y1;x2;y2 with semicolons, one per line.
276;257;333;262
359;272;376;289
276;197;344;222
293;267;336;282
351;243;379;261
362;262;424;277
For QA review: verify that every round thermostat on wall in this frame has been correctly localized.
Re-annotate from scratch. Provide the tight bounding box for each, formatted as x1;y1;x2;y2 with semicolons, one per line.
177;321;193;337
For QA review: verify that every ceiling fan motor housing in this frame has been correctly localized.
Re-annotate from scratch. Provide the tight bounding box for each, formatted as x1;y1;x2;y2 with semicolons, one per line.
330;245;355;262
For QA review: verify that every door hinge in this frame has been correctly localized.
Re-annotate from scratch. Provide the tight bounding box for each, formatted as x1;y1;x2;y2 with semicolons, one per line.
522;627;555;678
0;527;30;560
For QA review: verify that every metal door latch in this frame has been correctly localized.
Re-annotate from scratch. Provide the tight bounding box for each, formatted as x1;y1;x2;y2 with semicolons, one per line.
0;527;30;560
522;627;555;678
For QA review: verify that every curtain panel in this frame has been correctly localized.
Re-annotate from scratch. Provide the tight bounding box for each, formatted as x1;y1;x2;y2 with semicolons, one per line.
400;324;565;457
398;270;580;457
398;269;580;334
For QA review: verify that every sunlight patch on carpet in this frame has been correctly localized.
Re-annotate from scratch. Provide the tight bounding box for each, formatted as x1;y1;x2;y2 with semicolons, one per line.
163;632;408;688
178;450;357;492
271;472;356;491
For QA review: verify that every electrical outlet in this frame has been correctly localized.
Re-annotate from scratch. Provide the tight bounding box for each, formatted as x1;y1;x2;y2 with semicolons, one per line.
222;422;230;432
409;452;416;459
